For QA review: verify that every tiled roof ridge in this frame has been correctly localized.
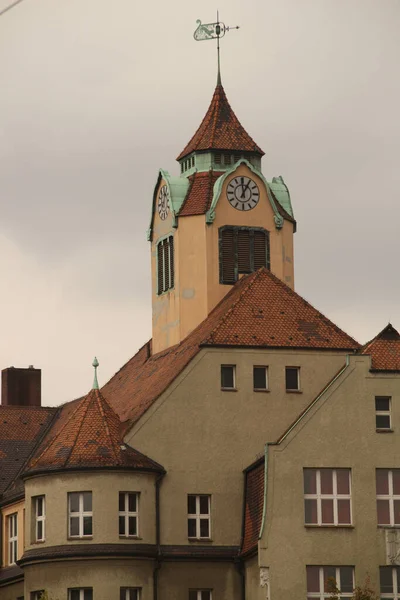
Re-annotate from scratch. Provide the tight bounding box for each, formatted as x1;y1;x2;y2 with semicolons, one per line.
0;405;54;412
91;389;120;465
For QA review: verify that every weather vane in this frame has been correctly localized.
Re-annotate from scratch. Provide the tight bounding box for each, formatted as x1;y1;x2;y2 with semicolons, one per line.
193;12;239;84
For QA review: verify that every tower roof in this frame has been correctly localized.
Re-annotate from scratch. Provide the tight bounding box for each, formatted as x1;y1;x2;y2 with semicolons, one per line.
25;387;164;476
177;84;264;161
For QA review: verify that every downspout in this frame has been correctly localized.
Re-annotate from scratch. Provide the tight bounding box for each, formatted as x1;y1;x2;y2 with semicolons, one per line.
153;471;165;600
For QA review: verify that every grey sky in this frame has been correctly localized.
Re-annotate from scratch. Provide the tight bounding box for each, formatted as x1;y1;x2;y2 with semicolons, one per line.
1;0;399;406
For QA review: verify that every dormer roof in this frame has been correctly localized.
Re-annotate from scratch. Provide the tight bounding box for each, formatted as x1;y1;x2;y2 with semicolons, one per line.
177;84;264;161
361;323;400;371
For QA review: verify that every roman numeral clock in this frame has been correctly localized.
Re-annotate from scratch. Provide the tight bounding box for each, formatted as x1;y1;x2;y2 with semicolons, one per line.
226;176;259;211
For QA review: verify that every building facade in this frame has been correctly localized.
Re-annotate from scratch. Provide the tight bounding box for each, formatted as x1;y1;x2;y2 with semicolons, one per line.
0;73;399;600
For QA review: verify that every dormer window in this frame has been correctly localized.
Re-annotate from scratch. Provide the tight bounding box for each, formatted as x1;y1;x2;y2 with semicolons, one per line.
219;226;270;284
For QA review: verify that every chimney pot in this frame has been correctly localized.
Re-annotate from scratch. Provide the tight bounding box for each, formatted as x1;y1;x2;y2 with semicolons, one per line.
1;367;41;407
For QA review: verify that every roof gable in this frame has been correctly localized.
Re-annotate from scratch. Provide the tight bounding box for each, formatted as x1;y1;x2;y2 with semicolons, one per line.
361;323;400;371
178;170;223;217
177;84;264;161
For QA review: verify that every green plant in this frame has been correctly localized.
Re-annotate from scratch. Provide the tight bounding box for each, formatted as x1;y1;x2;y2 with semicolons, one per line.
327;576;378;600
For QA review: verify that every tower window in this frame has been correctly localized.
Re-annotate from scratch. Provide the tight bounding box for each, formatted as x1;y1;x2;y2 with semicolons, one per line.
157;236;174;295
219;226;270;285
223;153;231;165
214;153;222;165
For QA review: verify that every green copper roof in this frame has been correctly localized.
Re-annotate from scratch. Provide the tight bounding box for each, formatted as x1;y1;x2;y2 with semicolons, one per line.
268;176;294;218
147;169;190;241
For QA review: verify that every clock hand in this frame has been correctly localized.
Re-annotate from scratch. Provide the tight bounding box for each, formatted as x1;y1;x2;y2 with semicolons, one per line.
241;180;251;199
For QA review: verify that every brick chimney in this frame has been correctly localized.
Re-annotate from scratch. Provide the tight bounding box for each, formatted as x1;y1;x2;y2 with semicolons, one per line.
1;366;41;407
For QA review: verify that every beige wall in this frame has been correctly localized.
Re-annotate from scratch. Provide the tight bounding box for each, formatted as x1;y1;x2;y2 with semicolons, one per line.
258;355;400;599
151;165;295;354
1;500;24;567
24;471;156;550
244;555;264;600
126;347;346;547
24;559;154;600
0;580;24;600
159;561;241;600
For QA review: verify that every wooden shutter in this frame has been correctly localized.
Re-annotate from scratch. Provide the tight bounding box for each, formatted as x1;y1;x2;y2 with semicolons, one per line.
253;231;268;270
220;229;235;284
237;229;251;273
157;241;164;294
164;239;170;291
169;236;174;288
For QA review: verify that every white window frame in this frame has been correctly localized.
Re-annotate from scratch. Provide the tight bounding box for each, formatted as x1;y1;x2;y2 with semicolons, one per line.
221;365;236;390
68;492;92;538
34;495;45;542
307;566;354;599
190;591;213;600
119;492;139;538
68;589;93;600
253;365;269;390
380;566;400;599
8;512;18;565
31;591;44;600
121;588;141;600
304;469;352;526
285;366;300;391
377;470;400;526
188;495;211;540
376;396;392;430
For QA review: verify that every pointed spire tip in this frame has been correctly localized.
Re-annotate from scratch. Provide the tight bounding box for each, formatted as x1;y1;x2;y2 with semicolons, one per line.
92;356;99;390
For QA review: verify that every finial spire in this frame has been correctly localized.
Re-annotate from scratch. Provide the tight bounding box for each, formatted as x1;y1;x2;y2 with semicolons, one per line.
92;357;99;390
193;14;239;86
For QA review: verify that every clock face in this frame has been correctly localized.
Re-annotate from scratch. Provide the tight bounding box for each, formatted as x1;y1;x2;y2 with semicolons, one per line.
226;176;259;211
158;185;169;220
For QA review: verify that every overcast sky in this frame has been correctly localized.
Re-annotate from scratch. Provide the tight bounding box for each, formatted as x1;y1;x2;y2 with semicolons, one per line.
0;0;399;407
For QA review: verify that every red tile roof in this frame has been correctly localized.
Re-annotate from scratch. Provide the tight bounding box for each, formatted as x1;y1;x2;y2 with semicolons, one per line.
26;388;164;475
361;324;400;371
178;170;223;217
0;405;55;498
177;84;264;161
241;460;264;556
102;268;359;426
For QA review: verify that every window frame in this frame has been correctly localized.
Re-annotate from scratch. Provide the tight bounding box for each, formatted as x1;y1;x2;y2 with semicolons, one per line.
304;468;352;526
157;235;174;295
285;366;300;391
119;492;139;538
220;364;236;390
380;566;400;599
31;591;45;600
187;494;211;540
253;366;269;391
34;495;46;542
306;566;354;599
68;589;93;600
376;469;400;526
189;590;213;600
120;588;141;600
376;396;392;431
219;225;270;285
68;492;93;539
8;512;18;565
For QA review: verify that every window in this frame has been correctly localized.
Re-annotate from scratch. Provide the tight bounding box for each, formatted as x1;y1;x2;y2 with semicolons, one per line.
219;226;270;285
31;592;44;600
157;236;174;295
188;495;211;539
223;153;231;165
120;589;140;600
233;154;241;163
8;513;18;565
119;492;139;537
253;366;268;390
285;367;300;391
221;365;235;390
68;492;92;538
380;566;400;599
214;153;222;165
68;590;93;600
34;495;45;542
376;469;400;525
307;566;354;599
376;396;392;430
189;590;212;600
304;469;352;525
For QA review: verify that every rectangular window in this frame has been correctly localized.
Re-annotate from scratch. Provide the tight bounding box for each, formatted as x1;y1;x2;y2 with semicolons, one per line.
304;469;352;525
187;495;211;539
157;236;174;295
214;153;222;165
34;495;45;542
8;512;18;565
307;566;354;599
189;590;212;600
380;566;400;599
223;153;231;165
68;492;93;538
219;226;270;285
31;592;45;600
119;492;139;537
376;396;392;430
221;365;235;390
68;589;93;600
253;366;268;390
377;469;400;525
120;588;141;600
285;367;300;391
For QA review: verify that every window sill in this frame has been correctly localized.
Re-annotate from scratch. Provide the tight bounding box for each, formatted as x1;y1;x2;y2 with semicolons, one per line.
32;540;46;545
221;388;238;392
119;535;142;540
67;536;93;541
254;389;270;393
188;538;213;543
305;524;354;529
376;428;394;433
286;389;302;394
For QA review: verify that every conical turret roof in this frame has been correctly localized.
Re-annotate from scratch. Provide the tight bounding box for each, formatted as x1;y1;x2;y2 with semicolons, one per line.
177;84;264;161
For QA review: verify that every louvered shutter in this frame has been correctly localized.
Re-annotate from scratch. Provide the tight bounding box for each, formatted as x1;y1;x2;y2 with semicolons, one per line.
164;239;170;291
169;236;174;288
220;229;235;284
157;241;164;294
253;231;268;270
237;229;251;273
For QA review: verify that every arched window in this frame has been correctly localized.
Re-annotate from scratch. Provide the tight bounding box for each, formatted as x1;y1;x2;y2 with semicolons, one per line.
219;226;270;284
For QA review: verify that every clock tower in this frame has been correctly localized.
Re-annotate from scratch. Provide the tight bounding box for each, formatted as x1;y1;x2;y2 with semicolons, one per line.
147;80;296;355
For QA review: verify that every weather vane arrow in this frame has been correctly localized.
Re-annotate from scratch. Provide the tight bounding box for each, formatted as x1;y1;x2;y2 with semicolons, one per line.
193;12;239;84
